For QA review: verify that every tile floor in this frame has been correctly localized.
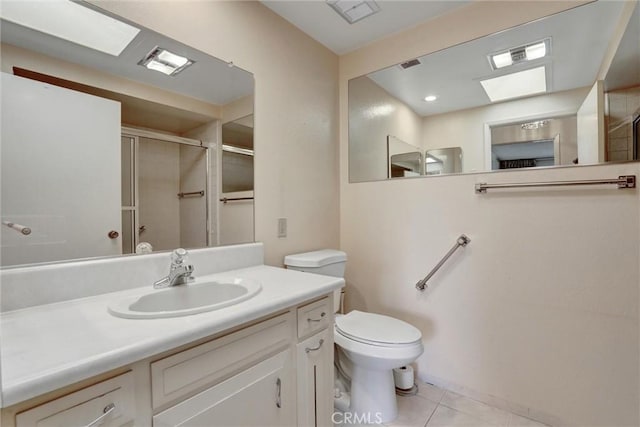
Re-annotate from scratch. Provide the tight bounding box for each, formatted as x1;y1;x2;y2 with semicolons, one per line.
336;381;550;427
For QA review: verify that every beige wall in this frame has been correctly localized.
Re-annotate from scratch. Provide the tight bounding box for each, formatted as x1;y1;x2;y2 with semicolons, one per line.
340;1;638;426
93;0;340;266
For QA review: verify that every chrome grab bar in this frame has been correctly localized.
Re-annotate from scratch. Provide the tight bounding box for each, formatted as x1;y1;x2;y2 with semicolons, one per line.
416;235;470;291
2;220;31;235
475;175;636;193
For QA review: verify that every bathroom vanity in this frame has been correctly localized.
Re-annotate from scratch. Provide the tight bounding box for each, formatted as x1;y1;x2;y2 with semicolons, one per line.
0;244;341;426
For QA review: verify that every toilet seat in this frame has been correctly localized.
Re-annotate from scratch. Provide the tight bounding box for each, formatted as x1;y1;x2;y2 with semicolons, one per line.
335;310;422;347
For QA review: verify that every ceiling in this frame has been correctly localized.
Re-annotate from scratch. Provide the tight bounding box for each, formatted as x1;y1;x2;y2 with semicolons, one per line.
261;0;470;55
365;1;627;117
0;3;254;107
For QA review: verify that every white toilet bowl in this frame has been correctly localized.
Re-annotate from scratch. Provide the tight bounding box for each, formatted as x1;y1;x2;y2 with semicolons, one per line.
283;250;424;423
334;310;423;423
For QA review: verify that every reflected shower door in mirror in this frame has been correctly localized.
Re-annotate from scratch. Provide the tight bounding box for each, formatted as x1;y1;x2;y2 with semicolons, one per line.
348;0;640;182
121;131;208;255
0;1;254;267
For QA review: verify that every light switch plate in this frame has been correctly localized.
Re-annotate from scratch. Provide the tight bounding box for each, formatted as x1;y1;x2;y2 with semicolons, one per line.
277;218;287;238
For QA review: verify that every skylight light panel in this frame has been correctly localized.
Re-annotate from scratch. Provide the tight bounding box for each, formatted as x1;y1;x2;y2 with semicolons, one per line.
480;66;547;102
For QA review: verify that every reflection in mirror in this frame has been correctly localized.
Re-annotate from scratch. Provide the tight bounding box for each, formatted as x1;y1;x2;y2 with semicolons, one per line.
120;130;209;254
222;115;254;193
220;115;254;246
390;152;423;178
0;2;254;267
490;117;577;170
426;147;463;175
388;135;422;178
349;0;640;183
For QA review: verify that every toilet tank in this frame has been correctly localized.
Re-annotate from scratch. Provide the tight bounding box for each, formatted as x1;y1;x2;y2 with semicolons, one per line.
284;249;346;277
284;249;346;313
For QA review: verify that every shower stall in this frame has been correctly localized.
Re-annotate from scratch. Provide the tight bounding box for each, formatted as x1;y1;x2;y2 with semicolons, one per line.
121;128;209;254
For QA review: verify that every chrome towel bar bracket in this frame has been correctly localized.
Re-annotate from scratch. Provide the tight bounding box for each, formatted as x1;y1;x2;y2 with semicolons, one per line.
416;234;470;291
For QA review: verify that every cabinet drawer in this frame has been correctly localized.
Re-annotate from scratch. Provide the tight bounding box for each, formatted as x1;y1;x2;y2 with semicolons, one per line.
151;312;293;409
16;372;135;427
297;297;331;338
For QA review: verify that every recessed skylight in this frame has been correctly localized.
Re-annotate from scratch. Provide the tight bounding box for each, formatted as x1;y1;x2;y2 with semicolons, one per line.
327;0;380;24
424;95;438;102
480;66;547;102
139;47;194;76
0;0;139;56
488;39;550;70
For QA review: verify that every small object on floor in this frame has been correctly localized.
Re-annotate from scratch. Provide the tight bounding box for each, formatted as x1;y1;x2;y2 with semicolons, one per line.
396;382;419;396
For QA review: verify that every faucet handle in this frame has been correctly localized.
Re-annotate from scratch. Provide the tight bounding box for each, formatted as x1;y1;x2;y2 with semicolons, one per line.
171;248;188;264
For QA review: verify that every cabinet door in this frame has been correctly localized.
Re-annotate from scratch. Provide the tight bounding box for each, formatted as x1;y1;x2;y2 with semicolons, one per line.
153;350;294;427
297;328;334;427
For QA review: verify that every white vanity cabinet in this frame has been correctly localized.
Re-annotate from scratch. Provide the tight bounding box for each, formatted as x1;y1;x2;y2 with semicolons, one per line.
153;350;294;427
3;294;336;427
150;312;296;427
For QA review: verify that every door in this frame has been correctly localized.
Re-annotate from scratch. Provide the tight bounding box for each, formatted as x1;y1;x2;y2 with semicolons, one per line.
1;73;121;266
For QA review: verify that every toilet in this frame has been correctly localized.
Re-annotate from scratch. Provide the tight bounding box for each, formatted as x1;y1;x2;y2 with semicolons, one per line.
284;250;424;423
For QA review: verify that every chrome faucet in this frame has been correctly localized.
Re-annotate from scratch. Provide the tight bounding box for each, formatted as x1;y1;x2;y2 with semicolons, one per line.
153;248;194;289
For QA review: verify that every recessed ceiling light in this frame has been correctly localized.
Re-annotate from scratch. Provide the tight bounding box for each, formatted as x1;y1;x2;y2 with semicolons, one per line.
0;0;139;56
139;47;194;76
327;0;380;24
480;66;547;102
424;95;438;102
488;39;550;70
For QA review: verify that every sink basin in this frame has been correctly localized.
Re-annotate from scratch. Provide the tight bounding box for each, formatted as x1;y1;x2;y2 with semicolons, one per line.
108;277;261;319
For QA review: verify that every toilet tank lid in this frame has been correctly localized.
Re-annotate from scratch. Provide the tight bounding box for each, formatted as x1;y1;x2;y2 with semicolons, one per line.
284;249;347;267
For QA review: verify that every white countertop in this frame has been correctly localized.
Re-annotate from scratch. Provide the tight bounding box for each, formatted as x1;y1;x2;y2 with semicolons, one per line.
0;265;343;407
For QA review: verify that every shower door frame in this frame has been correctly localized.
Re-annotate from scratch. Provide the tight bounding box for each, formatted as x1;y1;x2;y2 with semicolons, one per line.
121;126;210;251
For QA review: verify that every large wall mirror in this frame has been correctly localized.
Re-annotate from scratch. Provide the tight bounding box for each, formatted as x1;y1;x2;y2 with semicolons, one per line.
349;0;640;182
0;1;254;267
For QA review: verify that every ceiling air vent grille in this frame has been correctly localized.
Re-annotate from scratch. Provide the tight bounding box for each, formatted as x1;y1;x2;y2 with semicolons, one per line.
400;59;421;69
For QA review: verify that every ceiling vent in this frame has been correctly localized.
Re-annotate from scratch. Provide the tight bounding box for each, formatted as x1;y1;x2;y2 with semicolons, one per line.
400;59;421;69
327;0;380;24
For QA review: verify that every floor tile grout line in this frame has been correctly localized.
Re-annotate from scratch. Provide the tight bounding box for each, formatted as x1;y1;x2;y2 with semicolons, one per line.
422;402;439;427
